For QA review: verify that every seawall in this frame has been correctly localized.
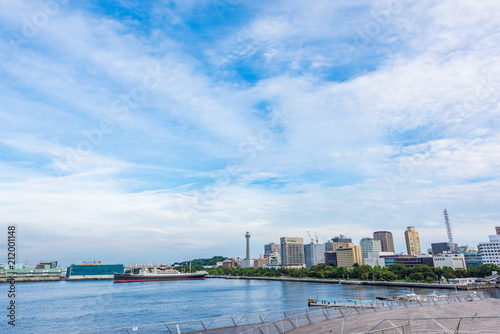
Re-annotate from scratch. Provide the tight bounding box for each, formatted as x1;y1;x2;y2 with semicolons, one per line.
207;275;499;290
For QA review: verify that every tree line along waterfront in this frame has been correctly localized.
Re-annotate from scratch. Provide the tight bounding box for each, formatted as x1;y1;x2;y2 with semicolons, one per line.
176;262;500;283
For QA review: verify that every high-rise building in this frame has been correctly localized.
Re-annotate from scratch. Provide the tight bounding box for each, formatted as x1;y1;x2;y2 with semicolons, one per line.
264;242;280;256
304;243;326;268
332;235;352;243
373;231;395;253
336;246;362;269
280;237;305;267
478;232;500;266
431;242;450;255
324;252;337;267
404;226;421;255
360;238;382;263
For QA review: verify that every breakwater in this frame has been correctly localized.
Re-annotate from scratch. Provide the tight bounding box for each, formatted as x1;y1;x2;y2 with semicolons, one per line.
208;275;499;290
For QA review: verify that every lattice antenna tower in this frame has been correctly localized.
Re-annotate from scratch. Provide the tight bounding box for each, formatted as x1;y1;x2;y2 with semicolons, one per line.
443;209;455;252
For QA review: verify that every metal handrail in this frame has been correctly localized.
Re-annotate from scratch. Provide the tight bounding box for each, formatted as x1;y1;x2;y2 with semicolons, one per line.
73;305;331;333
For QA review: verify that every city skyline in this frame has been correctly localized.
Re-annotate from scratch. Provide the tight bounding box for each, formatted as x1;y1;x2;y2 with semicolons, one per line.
1;1;500;265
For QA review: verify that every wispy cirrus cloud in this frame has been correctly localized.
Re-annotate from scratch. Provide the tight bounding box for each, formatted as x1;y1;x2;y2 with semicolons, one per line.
0;0;499;264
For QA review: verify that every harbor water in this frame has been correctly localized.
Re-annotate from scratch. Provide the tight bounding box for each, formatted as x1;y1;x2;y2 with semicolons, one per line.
1;278;499;333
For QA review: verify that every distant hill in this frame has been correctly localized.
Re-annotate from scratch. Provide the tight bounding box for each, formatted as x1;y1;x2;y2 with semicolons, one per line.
172;256;227;267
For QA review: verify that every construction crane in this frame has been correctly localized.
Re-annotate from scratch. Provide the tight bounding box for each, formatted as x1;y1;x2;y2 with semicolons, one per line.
306;231;314;244
443;209;456;252
315;232;319;244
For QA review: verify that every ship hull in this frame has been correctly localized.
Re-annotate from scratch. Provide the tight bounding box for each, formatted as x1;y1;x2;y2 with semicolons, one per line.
114;273;206;283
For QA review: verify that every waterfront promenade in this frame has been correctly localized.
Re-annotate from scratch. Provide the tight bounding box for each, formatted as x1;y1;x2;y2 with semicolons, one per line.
209;275;499;290
287;298;500;333
80;292;492;333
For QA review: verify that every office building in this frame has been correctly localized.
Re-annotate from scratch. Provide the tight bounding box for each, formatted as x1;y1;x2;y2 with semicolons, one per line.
478;232;500;266
332;235;352;243
336;246;362;269
253;255;270;269
458;247;483;268
264;242;280;256
433;253;466;270
304;243;326;268
324;251;337;266
280;237;305;267
373;231;395;253
363;251;395;267
382;254;433;268
360;238;382;263
404;226;421;255
431;242;450;255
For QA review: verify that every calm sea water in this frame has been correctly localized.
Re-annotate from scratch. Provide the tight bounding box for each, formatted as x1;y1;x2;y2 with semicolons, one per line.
1;278;499;333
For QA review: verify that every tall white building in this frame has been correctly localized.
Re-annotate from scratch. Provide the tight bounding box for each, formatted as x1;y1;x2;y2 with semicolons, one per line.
360;238;382;264
479;234;500;266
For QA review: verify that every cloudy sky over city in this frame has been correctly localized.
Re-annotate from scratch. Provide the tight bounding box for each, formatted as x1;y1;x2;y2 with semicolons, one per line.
1;0;499;265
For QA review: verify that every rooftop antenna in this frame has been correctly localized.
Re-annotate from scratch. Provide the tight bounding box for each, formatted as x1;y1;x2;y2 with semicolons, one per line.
443;209;456;252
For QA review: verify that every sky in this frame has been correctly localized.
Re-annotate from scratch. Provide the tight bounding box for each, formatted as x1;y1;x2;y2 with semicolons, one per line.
1;0;499;266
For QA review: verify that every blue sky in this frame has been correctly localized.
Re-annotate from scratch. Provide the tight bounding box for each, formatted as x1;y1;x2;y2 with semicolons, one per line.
1;0;500;266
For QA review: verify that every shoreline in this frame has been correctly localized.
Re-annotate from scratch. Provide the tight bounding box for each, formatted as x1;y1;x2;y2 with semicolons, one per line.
0;277;113;283
207;275;499;290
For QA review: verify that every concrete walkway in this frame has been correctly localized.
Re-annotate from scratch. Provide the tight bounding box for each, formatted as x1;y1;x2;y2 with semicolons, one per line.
286;298;500;333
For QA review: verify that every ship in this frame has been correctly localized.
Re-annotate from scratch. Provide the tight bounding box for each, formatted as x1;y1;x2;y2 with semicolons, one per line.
114;264;207;283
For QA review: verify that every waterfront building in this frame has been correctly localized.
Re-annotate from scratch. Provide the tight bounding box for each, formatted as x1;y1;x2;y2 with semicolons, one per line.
324;251;337;266
240;259;254;268
458;247;483;268
373;231;395;253
363;251;395;267
280;237;305;267
0;261;62;281
360;238;382;264
336;246;362;269
304;243;326;268
383;254;433;267
325;235;354;252
433;253;466;270
253;255;270;269
479;232;500;266
222;258;235;268
404;226;421;255
431;242;450;255
66;261;124;279
264;242;280;257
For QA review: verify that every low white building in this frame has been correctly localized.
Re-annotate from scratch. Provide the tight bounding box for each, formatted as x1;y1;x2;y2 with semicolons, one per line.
432;253;466;270
240;259;255;268
363;251;395;267
448;277;476;285
479;234;500;266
